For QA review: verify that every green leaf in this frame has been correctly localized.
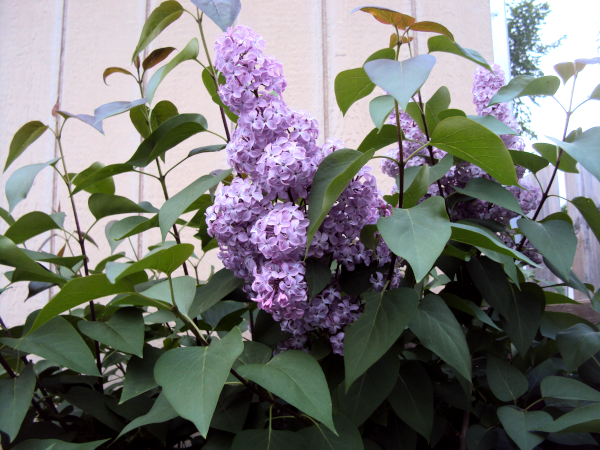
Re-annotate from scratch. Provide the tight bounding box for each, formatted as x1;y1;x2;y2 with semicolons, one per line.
466;115;518;136
159;170;231;241
305;258;331;300
11;439;108;450
541;376;600;402
142;47;176;71
590;83;600;100
427;35;491;71
359;224;379;252
557;324;600;372
356;124;398;153
544;291;579;305
536;403;600;433
408;294;472;379
403;164;429;208
111;244;194;283
137;276;196;314
554;62;577;84
130;105;151;138
540;311;595;340
191;0;242;32
298;412;363;450
154;327;243;437
29;274;136;334
338;351;399;426
78;307;144;358
438;109;466;121
509;150;549;174
466;256;512;318
109;215;153;242
428;153;454;185
4;121;48;172
22;249;84;269
369;95;395;130
57;110;104;134
0;364;36;442
71;162;115;195
571;197;600;244
344;288;418;388
450;223;537;265
93;99;148;124
121;346;163;403
489;75;560;106
364;55;436;112
441;293;501;331
189;144;227;157
306;149;375;256
201;68;239;123
231;430;306;450
425;86;451;134
466;425;498;450
5;158;59;212
0;236;65;284
236;350;335;433
146;39;199;104
388;361;433;441
496;406;552;450
127;113;208;167
377;197;450;282
503;288;543;356
188;268;243;318
61;386;125;430
453;178;524;216
486;354;528;402
1;316;100;376
518;218;576;281
71;164;133;195
0;207;15;226
430;117;518;185
88;193;148;220
532;142;579;173
3;211;63;244
132;0;183;61
117;392;177;440
150;100;179;130
548;128;600;184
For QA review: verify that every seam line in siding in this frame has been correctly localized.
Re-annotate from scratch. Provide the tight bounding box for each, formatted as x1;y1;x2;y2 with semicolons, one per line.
320;0;329;140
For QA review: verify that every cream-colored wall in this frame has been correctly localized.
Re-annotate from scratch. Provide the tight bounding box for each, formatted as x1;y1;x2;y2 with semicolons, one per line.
0;0;494;327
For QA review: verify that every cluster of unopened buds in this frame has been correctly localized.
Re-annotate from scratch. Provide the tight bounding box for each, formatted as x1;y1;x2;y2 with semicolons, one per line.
206;26;542;355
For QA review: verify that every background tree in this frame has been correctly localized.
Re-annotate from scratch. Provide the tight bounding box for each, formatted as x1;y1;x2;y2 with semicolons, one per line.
507;0;563;138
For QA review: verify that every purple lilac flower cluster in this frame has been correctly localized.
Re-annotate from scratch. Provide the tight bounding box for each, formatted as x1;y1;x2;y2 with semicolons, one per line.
207;26;396;356
379;63;542;261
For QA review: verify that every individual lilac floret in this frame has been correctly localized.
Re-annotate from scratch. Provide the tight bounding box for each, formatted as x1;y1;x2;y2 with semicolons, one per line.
215;25;287;115
250;202;309;262
330;332;345;355
276;335;309;354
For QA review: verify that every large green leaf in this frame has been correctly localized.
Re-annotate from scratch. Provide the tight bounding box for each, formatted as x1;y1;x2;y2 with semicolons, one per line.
71;164;133;195
88;193;148;220
541;376;600;402
231;430;306;450
408;294;471;379
356;125;399;153
117;392;178;440
298;412;363;450
191;0;242;32
540;311;595;340
536;403;600;433
489;75;560;106
0;364;36;442
4;121;48;172
427;35;491;71
424;86;451;134
111;244;194;283
377;197;450;282
5;158;59;211
132;1;183;61
344;288;418;388
188;268;243;318
306;149;375;255
78;307;144;358
369;95;395;130
497;406;552;450
154;328;243;437
388;361;433;441
364;55;436;111
72;161;115;195
29;274;136;334
305;258;331;299
467;115;518;136
403;164;429;208
61;386;125;430
509;150;549;174
548;127;600;184
146;39;200;104
4;211;63;244
532;142;579;173
159;170;231;241
486;354;528;402
120;346;163;403
1;316;100;376
430;117;518;185
236;350;335;433
150;100;179;131
338;351;399;426
137;276;196;314
0;236;65;284
11;439;108;450
557;324;600;372
466;256;512;318
503;288;543;356
517;218;576;281
571;197;600;244
127;113;208;167
22;249;85;270
453;178;524;216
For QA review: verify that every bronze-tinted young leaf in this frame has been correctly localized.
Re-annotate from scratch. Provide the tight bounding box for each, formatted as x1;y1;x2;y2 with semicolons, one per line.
410;21;454;41
103;67;134;85
352;6;416;29
4;121;48;172
132;1;183;62
142;47;176;71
